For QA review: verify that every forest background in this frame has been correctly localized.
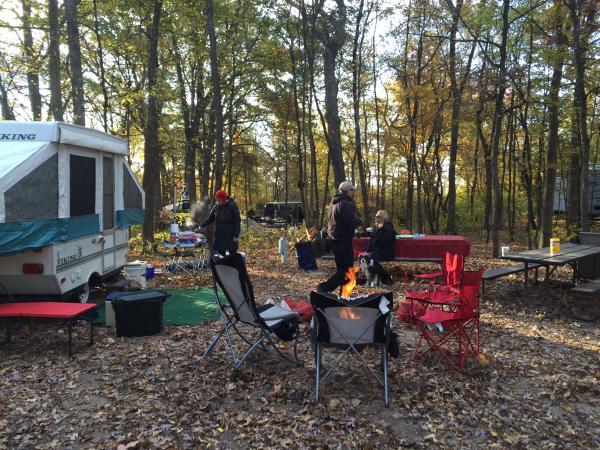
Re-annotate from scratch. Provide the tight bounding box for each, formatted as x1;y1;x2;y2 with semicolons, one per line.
0;0;598;256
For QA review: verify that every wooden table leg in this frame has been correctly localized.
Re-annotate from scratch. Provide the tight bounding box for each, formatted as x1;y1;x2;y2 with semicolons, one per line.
524;262;528;286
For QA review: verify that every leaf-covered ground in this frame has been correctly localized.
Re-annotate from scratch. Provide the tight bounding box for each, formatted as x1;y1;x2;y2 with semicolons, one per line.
1;235;599;449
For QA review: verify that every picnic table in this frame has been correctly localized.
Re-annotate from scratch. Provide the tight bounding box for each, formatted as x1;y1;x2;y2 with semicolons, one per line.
499;242;600;285
352;235;471;260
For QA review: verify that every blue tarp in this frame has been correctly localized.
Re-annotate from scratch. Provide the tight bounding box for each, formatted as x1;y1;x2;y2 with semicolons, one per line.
116;208;144;228
0;214;99;255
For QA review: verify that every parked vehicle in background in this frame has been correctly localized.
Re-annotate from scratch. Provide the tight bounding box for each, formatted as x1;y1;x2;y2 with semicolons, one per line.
254;202;304;227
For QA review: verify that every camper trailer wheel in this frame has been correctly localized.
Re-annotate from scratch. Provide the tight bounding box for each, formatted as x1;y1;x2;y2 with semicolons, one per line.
76;283;90;303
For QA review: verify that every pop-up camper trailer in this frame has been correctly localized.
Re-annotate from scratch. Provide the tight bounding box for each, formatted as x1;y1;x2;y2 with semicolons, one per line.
0;121;144;302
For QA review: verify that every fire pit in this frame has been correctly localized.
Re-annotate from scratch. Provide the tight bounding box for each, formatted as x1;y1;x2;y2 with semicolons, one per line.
310;267;394;405
310;291;392;345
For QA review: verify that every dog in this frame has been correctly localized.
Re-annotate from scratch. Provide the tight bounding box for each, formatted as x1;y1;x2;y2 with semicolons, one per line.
358;253;382;287
358;252;393;287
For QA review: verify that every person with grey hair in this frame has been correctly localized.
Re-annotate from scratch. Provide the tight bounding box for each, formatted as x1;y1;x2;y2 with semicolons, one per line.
317;181;362;293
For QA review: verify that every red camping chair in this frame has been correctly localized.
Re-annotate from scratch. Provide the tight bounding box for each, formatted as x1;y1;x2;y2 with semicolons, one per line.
403;251;464;300
410;250;465;285
405;269;484;369
399;252;465;327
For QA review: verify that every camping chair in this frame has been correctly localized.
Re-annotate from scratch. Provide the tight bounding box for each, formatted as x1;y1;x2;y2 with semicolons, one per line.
400;251;465;327
201;252;302;368
405;269;484;370
310;291;394;406
406;250;465;287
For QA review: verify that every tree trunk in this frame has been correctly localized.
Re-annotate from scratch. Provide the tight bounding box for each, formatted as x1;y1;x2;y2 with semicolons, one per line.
21;0;42;121
172;34;197;204
0;74;15;120
351;0;370;225
540;5;565;247
322;49;345;189
206;0;225;190
316;0;347;188
301;0;320;226
142;0;163;243
48;0;63;121
568;0;596;231
372;2;382;212
567;110;581;226
65;0;85;126
444;0;471;235
92;0;110;131
289;38;308;225
490;0;510;257
202;112;215;198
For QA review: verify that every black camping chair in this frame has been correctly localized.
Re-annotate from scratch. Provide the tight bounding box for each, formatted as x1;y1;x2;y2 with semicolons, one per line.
310;291;394;406
201;252;302;368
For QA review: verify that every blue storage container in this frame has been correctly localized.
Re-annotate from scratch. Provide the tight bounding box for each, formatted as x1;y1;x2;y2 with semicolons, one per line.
295;241;317;270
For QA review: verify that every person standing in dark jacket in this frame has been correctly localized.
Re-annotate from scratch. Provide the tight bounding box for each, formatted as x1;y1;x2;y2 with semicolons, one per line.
317;181;362;293
200;189;241;255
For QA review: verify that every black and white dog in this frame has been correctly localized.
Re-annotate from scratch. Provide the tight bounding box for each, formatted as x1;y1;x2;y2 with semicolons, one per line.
358;253;392;287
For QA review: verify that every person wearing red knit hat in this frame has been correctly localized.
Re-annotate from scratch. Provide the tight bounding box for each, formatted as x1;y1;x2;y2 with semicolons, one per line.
200;189;241;255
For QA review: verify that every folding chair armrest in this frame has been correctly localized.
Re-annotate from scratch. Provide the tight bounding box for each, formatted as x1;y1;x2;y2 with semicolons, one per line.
264;313;302;321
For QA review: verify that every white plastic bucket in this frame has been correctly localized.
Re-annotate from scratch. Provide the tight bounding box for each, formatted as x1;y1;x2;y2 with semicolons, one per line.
124;261;148;278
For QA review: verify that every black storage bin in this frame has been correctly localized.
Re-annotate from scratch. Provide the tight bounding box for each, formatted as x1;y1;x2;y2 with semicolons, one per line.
108;289;170;337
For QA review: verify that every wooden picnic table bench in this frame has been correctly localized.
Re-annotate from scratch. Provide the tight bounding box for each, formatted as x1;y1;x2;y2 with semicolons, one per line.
570;278;600;295
482;263;541;294
321;254;441;264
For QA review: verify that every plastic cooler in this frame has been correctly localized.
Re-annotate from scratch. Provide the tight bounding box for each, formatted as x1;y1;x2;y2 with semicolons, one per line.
106;289;170;337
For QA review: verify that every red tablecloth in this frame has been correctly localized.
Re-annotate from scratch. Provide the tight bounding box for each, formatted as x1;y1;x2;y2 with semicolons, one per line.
353;235;471;259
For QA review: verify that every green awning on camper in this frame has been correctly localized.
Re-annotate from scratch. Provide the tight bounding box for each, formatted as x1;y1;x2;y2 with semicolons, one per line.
0;214;99;255
116;208;144;228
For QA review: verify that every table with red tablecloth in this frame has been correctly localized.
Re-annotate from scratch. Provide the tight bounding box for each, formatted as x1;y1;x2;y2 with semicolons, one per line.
353;235;471;259
0;302;97;356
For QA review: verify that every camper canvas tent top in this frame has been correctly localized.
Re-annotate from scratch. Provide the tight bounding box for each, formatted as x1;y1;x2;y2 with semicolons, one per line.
0;121;144;301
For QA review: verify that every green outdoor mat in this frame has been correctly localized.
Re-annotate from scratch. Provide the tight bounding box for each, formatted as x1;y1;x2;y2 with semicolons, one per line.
93;287;220;326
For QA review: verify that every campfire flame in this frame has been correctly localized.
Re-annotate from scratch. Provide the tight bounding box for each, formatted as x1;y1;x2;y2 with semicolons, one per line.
339;307;362;320
341;266;358;298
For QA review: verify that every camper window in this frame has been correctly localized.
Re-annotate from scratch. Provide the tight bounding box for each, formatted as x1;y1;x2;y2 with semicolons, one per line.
123;164;143;209
70;155;95;216
103;157;114;229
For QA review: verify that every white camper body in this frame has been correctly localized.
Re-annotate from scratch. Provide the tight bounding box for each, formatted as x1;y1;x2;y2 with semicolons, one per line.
0;121;145;301
553;175;600;216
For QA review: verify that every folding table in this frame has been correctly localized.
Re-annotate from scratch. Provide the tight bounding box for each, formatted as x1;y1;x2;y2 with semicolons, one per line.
0;302;97;356
162;238;209;281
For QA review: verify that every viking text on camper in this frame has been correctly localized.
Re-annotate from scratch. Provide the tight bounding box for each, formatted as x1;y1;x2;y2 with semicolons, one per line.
0;133;36;140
